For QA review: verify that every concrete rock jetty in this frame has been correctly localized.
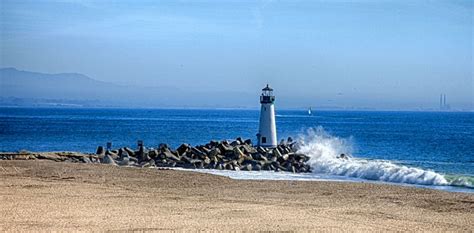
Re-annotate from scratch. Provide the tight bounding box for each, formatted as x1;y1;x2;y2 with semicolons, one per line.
0;138;312;173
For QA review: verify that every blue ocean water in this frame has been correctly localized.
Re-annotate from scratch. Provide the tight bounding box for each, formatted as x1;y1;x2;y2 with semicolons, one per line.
0;107;473;190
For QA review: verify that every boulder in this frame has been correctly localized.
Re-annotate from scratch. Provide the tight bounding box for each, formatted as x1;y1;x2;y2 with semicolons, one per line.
119;149;130;160
273;148;282;158
279;139;286;145
295;153;310;162
262;163;273;171
177;143;190;155
233;147;245;160
129;156;138;163
287;137;293;143
338;153;349;160
205;161;215;169
224;163;233;170
124;147;135;157
158;143;170;151
65;158;76;163
210;156;219;164
236;137;244;144
118;158;130;166
148;149;158;159
136;146;144;158
180;155;192;163
96;146;104;155
241;144;257;154
274;162;287;172
241;164;253;171
253;164;262;171
203;156;211;165
282;146;292;154
209;148;221;158
231;160;239;168
106;151;119;160
191;147;206;158
219;142;234;153
140;152;151;162
101;154;116;165
289;143;299;152
137;146;151;162
276;145;284;153
37;153;63;162
12;154;32;160
230;140;240;147
291;165;297;173
244;153;255;162
209;140;219;147
199;146;211;155
140;161;153;168
270;155;277;162
190;159;204;169
257;146;267;154
162;149;180;161
81;157;92;163
278;153;290;164
253;153;268;161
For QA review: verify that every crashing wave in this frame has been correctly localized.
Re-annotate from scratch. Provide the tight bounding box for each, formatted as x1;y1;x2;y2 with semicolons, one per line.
295;127;450;186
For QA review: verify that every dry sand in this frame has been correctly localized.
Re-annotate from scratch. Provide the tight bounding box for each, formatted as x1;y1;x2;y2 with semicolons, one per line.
0;160;473;231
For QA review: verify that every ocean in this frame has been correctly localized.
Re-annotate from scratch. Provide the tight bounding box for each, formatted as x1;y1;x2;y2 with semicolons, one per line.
1;107;473;192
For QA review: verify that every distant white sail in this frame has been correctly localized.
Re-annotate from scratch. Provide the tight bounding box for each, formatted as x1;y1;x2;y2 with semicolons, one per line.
308;107;312;115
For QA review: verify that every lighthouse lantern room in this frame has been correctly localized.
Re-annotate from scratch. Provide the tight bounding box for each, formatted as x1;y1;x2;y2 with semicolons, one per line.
257;84;277;148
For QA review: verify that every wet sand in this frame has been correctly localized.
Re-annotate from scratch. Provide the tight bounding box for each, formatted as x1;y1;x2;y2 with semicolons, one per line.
0;160;473;231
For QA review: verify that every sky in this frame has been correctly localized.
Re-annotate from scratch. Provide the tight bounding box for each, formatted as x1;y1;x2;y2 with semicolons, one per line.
0;0;473;110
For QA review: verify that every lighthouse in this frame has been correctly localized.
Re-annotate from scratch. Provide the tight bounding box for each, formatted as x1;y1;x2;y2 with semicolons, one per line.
257;84;277;148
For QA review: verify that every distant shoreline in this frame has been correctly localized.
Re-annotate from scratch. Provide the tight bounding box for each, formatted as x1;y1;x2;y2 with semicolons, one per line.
1;105;473;112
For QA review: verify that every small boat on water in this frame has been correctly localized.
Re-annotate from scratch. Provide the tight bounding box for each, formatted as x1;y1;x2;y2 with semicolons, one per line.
308;107;312;116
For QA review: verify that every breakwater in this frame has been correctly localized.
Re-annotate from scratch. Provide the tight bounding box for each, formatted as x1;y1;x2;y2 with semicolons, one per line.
98;137;312;173
1;137;312;173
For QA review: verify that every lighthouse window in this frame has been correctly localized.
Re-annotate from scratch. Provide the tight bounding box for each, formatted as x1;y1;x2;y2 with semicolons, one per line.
261;137;267;143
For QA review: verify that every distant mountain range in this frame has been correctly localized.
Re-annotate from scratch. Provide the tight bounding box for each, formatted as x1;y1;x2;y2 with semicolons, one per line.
1;67;113;99
0;68;254;108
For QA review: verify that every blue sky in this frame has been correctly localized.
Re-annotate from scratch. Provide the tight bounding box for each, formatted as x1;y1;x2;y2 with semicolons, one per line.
1;0;472;109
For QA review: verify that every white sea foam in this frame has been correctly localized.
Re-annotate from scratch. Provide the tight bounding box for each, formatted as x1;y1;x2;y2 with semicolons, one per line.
183;127;473;192
296;127;449;186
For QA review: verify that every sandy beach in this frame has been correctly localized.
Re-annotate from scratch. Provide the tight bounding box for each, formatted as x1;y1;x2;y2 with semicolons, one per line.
0;160;472;231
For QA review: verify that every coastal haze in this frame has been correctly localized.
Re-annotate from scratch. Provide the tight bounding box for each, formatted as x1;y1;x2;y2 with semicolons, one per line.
0;67;246;108
1;1;473;110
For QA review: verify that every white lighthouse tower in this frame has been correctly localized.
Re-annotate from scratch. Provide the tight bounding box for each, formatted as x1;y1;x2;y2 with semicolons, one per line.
257;84;277;148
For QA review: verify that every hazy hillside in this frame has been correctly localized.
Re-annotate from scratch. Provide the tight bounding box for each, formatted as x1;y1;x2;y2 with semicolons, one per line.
1;68;113;98
0;68;255;108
